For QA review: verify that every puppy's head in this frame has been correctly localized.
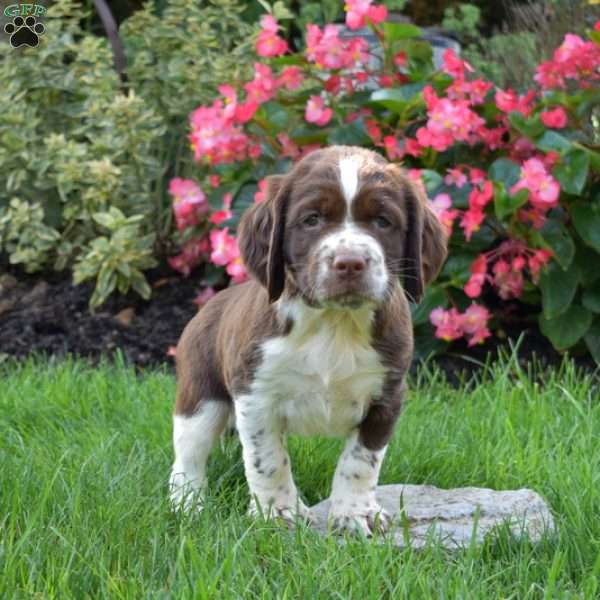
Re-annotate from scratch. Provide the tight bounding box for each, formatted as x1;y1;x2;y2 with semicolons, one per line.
238;146;448;307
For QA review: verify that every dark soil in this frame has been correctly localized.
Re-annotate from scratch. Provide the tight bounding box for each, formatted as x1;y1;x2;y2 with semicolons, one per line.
0;267;596;380
0;267;202;370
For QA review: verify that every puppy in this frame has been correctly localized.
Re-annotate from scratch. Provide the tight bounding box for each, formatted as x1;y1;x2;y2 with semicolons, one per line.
169;145;447;534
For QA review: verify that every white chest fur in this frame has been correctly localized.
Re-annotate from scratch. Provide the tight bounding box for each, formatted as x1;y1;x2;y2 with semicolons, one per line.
250;300;386;437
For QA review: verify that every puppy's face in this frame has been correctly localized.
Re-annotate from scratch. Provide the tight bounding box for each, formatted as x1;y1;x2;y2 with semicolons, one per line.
239;146;447;306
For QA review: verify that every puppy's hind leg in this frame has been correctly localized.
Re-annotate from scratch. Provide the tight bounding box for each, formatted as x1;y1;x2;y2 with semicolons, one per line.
169;400;231;512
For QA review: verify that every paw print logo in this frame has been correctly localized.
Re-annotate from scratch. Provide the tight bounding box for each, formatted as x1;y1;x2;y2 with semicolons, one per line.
4;16;45;48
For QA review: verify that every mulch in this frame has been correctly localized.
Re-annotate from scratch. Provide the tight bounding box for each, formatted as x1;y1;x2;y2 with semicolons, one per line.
0;266;595;380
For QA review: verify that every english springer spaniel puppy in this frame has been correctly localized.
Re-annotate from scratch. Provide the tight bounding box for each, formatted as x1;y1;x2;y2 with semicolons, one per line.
169;145;448;535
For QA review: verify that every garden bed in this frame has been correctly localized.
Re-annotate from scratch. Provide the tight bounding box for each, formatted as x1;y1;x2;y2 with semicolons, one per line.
1;267;594;380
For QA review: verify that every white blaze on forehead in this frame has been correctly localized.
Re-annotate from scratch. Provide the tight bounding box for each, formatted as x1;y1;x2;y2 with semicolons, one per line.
338;156;361;210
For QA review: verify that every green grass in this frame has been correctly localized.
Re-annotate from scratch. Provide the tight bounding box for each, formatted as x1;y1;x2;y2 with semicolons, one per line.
1;356;599;599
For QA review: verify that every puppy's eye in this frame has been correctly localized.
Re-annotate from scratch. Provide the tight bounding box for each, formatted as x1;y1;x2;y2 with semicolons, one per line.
302;213;322;228
373;215;392;229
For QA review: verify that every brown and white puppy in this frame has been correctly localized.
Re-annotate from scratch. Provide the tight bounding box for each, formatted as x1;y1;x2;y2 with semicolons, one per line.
169;145;447;534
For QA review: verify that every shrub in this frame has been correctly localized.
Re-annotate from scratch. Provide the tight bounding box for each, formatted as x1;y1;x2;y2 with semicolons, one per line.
447;0;600;91
170;1;600;363
0;0;254;308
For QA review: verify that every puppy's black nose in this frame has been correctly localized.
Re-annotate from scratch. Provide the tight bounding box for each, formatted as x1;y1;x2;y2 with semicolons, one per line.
333;254;367;277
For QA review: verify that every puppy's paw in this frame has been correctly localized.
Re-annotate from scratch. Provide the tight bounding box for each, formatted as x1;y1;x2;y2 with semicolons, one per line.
329;501;393;537
169;471;204;513
248;495;313;527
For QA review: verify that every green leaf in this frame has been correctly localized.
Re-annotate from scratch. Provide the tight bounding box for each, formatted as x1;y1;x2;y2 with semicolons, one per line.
494;184;527;219
582;285;600;314
420;169;443;195
553;150;589;196
383;22;422;41
488;158;520;189
262;102;290;130
509;113;545;139
539;304;592;350
368;84;424;112
571;203;600;252
327;122;371;146
540;220;575;269
574;244;600;286
584;319;600;364
535;130;572;154
92;212;116;229
411;286;447;325
539;260;579;319
130;275;152;300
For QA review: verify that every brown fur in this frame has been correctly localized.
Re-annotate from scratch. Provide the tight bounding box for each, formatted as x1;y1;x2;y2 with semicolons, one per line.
175;146;447;450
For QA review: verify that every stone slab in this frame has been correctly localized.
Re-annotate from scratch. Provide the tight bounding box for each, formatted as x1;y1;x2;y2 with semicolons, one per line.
309;484;555;549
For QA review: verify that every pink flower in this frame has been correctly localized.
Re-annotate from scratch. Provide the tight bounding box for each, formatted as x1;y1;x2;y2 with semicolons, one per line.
277;132;300;159
404;138;422;157
209;175;221;188
540;107;568;128
464;254;487;298
210;227;238;266
256;15;289;57
528;249;552;282
345;0;387;30
226;256;248;283
277;66;303;90
416;88;485;152
244;63;280;104
210;192;233;225
168;237;210;276
218;84;258;125
254;178;268;203
430;193;458;233
468;180;493;210
166;346;177;357
169;178;208;230
189;101;252;165
511;158;560;211
430;307;463;341
535;33;600;89
394;51;407;68
366;119;382;142
193;287;216;307
495;88;536;116
383;135;403;160
430;304;491;346
461;304;491;346
444;168;468;188
460;208;485;241
441;49;473;78
492;259;524;299
306;24;368;69
469;168;486;185
305;96;333;126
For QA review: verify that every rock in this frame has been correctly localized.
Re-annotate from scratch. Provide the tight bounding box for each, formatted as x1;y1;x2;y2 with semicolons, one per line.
114;307;135;326
20;281;48;307
0;273;18;295
309;483;555;549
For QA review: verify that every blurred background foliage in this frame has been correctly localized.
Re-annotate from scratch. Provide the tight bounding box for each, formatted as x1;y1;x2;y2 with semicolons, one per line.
1;0;598;308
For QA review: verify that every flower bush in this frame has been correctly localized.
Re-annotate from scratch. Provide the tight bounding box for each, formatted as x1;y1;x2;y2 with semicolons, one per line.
0;0;254;308
169;2;600;362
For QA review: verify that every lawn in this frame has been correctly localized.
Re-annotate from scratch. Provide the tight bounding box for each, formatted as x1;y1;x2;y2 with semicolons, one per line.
1;356;599;599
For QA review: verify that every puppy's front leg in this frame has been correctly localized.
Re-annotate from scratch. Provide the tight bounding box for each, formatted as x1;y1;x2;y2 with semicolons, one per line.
329;389;402;535
328;431;390;535
236;395;309;524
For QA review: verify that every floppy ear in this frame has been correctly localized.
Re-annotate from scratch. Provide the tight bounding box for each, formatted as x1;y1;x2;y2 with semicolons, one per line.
388;166;448;303
238;175;288;302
